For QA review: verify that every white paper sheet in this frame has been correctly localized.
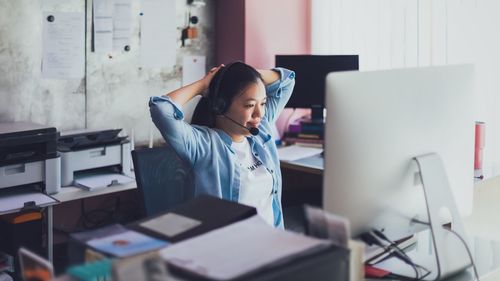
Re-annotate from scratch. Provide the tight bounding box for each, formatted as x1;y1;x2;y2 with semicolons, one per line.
93;0;114;53
140;0;176;68
182;55;206;86
140;213;201;237
277;145;323;162
113;0;132;51
0;191;58;215
42;0;67;7
74;173;134;190
42;12;85;79
160;215;330;280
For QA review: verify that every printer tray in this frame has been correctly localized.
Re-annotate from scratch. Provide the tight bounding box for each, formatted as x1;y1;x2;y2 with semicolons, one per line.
0;187;59;215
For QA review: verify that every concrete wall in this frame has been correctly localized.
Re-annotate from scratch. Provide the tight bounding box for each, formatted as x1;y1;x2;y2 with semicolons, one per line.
0;0;215;145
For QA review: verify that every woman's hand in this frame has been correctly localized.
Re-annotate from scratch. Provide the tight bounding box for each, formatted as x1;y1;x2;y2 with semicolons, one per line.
257;69;280;85
200;64;224;96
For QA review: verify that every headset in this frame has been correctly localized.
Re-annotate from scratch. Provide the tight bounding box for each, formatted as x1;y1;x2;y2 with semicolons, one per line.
209;62;260;136
210;62;236;115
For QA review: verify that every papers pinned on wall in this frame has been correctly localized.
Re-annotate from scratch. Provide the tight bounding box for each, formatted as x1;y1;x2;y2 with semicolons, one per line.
42;12;85;79
93;0;114;53
182;55;206;86
140;0;177;69
93;0;133;53
112;0;132;51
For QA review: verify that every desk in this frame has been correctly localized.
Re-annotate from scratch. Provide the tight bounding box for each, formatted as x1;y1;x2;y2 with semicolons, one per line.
280;155;323;175
35;182;137;263
280;155;323;209
280;153;500;280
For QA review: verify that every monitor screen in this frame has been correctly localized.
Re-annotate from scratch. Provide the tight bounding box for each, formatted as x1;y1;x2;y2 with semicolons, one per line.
275;55;359;109
322;65;475;241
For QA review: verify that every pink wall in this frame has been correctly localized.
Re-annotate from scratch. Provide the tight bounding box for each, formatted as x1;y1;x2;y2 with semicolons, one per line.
215;0;312;138
215;0;311;67
245;0;311;69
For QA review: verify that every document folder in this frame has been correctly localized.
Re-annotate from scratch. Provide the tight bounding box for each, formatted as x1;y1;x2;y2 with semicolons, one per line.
129;195;257;243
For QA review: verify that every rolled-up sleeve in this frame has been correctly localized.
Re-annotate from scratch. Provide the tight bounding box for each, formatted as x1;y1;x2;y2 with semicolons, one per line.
149;96;208;165
264;67;296;123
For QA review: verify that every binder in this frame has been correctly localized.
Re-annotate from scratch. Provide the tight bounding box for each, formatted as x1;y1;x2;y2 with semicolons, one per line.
129;195;257;243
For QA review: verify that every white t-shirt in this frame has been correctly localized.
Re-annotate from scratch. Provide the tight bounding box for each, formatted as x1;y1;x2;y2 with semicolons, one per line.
232;139;274;225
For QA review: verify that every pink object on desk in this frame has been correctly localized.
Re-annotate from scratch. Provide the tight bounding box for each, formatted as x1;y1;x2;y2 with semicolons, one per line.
288;121;301;133
474;121;485;170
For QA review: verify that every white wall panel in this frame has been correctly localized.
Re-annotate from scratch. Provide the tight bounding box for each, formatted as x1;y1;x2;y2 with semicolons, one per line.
404;0;419;67
430;0;447;65
390;0;407;69
312;0;500;177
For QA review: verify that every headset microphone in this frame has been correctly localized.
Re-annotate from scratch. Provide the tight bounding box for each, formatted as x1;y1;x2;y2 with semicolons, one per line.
223;115;260;136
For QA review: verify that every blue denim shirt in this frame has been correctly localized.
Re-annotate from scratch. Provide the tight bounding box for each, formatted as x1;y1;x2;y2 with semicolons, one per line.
149;68;295;228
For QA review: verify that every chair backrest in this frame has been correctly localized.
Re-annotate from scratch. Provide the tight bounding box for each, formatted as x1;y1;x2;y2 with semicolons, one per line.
131;145;195;217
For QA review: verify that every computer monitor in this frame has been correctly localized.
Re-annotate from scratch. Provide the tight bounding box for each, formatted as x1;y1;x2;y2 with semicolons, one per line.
323;65;476;279
275;55;359;120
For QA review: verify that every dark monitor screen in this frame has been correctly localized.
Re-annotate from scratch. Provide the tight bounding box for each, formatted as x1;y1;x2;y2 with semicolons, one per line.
275;55;359;108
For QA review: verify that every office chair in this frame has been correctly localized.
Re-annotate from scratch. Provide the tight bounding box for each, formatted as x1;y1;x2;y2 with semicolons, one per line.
131;145;195;217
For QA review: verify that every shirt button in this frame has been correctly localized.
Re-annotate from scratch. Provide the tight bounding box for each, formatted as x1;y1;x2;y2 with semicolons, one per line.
270;169;274;174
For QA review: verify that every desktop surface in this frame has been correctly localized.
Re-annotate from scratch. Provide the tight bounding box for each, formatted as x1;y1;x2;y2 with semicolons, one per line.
290;154;323;170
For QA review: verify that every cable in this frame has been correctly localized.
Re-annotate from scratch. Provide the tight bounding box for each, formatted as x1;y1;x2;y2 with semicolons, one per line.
80;198;115;229
442;226;480;281
360;232;422;280
372;230;431;280
411;218;480;281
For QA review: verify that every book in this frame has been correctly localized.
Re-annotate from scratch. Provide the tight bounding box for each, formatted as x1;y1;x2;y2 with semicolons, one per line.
87;230;169;258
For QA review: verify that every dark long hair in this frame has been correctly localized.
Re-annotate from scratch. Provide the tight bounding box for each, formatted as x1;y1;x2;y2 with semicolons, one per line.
191;62;263;128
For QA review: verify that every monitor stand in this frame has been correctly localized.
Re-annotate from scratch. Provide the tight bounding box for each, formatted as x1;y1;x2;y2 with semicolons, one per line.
412;153;473;280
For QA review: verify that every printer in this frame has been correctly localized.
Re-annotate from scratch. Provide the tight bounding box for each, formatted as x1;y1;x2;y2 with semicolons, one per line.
0;122;61;195
58;128;133;186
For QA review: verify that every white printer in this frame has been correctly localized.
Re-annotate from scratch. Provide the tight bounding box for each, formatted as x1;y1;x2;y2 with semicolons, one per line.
58;129;132;186
0;122;61;195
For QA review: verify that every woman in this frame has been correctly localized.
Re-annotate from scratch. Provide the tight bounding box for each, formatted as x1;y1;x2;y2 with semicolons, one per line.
149;61;295;228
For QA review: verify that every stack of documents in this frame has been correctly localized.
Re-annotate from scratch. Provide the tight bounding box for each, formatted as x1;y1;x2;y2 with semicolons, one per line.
159;215;331;280
277;145;323;162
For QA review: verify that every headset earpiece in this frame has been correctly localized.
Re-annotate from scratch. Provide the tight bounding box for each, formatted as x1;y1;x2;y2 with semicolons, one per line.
212;98;226;115
210;62;237;115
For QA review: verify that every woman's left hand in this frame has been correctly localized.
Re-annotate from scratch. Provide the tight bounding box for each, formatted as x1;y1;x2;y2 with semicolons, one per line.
200;64;224;96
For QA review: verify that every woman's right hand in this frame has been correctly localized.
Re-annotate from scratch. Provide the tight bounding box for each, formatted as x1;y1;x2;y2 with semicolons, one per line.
200;64;224;96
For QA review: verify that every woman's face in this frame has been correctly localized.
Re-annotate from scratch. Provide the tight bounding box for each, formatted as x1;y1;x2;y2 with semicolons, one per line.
222;80;267;140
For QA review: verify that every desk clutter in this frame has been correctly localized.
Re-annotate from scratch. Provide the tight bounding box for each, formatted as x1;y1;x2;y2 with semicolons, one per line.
65;196;349;281
0;121;135;279
283;118;324;147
